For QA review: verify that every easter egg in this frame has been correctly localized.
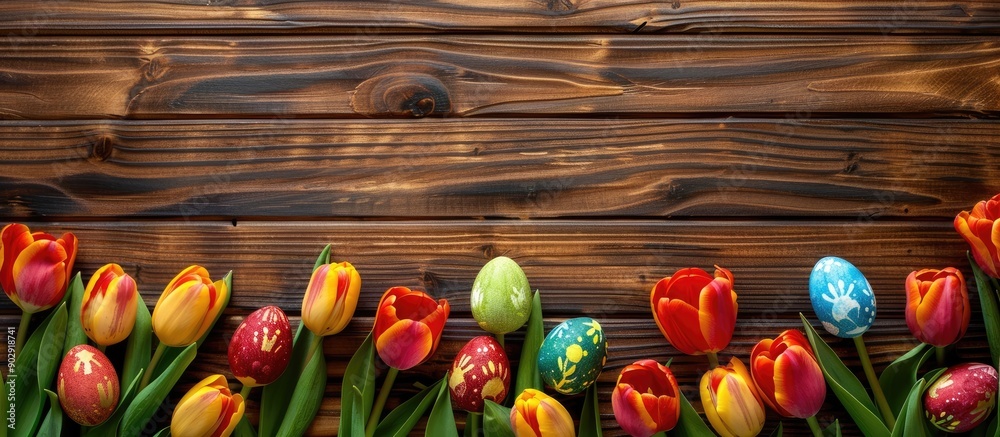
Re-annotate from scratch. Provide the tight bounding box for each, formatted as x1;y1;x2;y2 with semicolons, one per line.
537;317;608;395
924;363;998;433
228;305;293;387
57;345;119;426
808;256;876;338
448;336;511;412
470;256;532;335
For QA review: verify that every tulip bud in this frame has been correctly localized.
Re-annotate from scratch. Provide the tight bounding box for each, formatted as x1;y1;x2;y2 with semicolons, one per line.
510;388;575;437
650;266;736;355
750;330;826;419
81;263;138;346
449;336;511;412
228;306;293;387
0;223;78;314
612;360;680;437
301;261;361;337
373;286;449;370
700;358;766;437
955;193;1000;278
151;266;228;347
905;268;970;347
171;374;245;437
471;256;532;335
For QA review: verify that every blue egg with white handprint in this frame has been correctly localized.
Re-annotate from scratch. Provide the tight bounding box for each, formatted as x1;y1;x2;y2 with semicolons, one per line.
809;256;876;338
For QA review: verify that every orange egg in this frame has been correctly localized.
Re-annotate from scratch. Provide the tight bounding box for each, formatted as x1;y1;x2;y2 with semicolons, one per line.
57;345;119;426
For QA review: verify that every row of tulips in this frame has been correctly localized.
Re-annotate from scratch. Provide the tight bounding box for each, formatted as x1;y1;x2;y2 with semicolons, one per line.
3;193;1000;436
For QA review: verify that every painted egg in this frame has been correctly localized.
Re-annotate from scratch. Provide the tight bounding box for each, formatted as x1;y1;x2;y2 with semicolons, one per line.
57;344;119;426
448;336;511;412
808;256;876;338
924;363;998;433
228;305;293;387
537;317;608;395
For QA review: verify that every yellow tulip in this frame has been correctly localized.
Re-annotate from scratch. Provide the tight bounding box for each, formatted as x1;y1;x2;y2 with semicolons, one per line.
81;263;138;346
700;357;765;437
151;266;228;347
510;389;575;437
171;374;244;437
301;261;361;337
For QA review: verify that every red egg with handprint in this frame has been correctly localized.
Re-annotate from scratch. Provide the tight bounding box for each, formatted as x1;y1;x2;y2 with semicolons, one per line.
448;336;511;412
924;362;998;433
57;345;119;426
228;306;293;387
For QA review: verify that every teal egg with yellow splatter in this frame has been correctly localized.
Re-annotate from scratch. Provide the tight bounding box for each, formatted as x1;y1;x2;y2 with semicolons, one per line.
537;317;608;395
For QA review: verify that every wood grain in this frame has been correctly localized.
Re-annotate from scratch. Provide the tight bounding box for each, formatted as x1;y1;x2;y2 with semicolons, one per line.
2;119;996;220
2;36;999;119
1;1;997;35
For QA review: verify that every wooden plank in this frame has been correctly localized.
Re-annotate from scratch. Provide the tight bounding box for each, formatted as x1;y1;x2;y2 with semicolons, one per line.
2;36;998;119
1;1;997;35
2;119;998;220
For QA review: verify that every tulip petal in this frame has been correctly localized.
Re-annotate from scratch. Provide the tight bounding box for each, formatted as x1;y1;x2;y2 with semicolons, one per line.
1;224;34;299
773;346;825;418
90;274;138;346
13;240;68;313
535;396;574;437
215;393;245;437
613;385;658;437
375;319;433;370
699;278;736;352
956;211;999;277
153;281;210;347
660;298;711;355
173;388;225;437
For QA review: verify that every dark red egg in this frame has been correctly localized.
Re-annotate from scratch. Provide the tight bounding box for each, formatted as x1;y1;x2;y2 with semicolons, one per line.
924;362;998;433
448;336;511;412
57;345;119;426
228;306;293;387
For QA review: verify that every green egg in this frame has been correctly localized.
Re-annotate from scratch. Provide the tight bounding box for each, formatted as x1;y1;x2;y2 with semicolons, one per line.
537;317;608;395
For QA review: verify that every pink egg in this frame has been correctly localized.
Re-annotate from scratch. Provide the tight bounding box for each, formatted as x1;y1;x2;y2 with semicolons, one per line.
228;306;293;387
924;362;998;433
57;345;119;426
448;336;510;412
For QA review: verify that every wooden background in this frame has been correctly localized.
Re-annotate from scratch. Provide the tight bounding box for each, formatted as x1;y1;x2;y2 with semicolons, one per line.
1;2;999;435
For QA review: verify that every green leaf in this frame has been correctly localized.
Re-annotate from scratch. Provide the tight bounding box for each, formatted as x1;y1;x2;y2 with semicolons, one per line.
235;417;257;437
314;244;332;271
426;374;459;437
63;273;88;355
769;422;783;437
374;377;442;437
969;252;1000;368
121;296;152;401
275;334;327;437
12;303;68;437
672;389;714;437
152;427;170;437
823;420;842;437
801;314;890;437
515;290;544;395
119;343;196;436
891;379;931;437
337;332;376;437
482;400;514;437
36;390;62;437
260;322;307;436
37;303;67;399
83;372;142;437
879;342;932;417
578;381;602;437
152;271;233;379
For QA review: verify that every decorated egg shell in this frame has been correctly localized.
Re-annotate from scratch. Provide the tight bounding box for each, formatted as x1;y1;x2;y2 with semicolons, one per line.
228;305;293;387
925;363;998;433
57;344;119;426
808;256;876;338
448;336;511;412
537;317;608;395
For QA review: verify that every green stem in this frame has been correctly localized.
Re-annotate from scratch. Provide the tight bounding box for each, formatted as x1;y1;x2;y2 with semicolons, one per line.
97;344;107;354
467;412;481;436
854;336;895;429
806;415;824;437
935;346;946;368
14;311;30;359
365;367;399;437
140;342;168;390
303;335;324;372
706;351;720;369
495;333;504;349
240;384;252;400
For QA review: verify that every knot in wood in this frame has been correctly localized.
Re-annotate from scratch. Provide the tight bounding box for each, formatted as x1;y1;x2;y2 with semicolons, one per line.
91;136;114;161
352;73;452;117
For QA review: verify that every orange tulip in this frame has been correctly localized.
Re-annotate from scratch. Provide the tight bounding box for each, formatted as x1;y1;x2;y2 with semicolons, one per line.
700;358;765;437
0;223;77;313
151;266;228;347
650;266;737;355
373;286;449;370
301;261;361;337
81;263;138;346
612;359;680;437
750;330;826;419
510;389;575;437
955;193;1000;278
905;268;970;347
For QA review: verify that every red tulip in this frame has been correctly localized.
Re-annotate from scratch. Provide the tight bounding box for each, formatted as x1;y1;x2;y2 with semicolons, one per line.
0;224;77;313
905;268;969;347
750;330;826;419
955;193;1000;278
650;266;737;355
373;286;449;370
612;359;680;437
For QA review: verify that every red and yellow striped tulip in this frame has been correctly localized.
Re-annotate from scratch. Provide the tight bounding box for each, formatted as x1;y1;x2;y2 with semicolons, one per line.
373;286;449;370
171;374;244;437
650;266;737;356
151;266;228;347
81;263;138;346
0;223;78;313
301;261;361;337
611;359;680;437
701;357;765;437
750;330;826;419
955;193;1000;278
510;388;575;437
905;267;970;347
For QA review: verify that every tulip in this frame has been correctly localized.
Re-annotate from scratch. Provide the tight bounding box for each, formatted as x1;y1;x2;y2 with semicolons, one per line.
151;265;229;348
750;330;825;422
611;359;680;437
0;223;78;314
81;263;138;347
373;286;450;371
905;268;970;348
700;357;765;437
301;261;361;337
471;256;532;336
650;266;736;366
955;193;1000;278
510;388;575;437
171;374;245;437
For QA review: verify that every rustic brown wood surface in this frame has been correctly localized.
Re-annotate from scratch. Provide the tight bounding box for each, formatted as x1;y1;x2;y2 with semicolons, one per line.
0;2;997;436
